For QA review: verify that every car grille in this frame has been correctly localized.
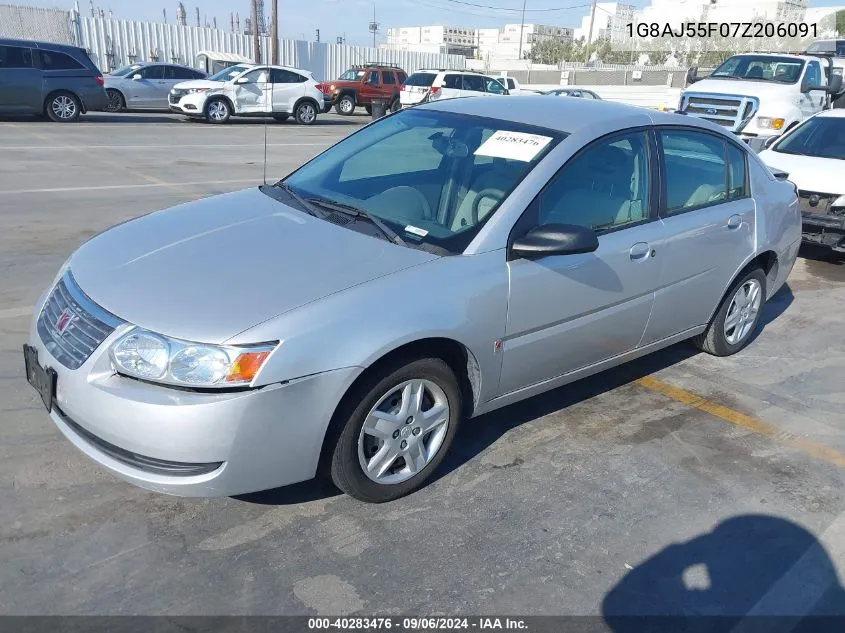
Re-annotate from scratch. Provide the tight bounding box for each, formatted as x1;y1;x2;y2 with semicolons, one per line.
680;92;759;132
37;272;123;370
169;89;187;104
798;190;842;216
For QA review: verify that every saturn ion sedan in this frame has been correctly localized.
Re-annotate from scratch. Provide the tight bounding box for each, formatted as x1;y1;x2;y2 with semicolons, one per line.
24;96;801;503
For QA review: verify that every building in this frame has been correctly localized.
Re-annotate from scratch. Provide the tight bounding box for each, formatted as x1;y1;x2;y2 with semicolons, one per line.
385;22;572;60
633;0;808;29
574;2;636;44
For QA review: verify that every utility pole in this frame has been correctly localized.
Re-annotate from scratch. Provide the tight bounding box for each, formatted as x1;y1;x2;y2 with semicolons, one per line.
270;0;278;64
251;0;261;63
369;6;379;48
584;0;597;63
518;0;527;60
315;29;320;43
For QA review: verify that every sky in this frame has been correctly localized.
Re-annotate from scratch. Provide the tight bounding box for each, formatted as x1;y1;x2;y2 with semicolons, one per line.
25;0;845;46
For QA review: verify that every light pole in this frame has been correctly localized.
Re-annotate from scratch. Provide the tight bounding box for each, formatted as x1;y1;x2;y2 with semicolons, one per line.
583;0;597;63
518;0;527;60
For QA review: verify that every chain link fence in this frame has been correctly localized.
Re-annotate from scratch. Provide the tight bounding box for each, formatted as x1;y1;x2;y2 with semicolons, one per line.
0;4;73;44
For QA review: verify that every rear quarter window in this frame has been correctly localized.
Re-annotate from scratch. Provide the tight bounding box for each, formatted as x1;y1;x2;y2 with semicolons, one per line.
39;50;84;71
404;72;436;87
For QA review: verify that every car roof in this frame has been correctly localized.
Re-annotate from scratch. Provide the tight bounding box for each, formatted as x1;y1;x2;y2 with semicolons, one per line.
264;64;311;73
417;94;727;135
0;37;83;54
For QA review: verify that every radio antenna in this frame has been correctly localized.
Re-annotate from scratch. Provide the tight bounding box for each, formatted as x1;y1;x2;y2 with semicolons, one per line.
263;107;269;185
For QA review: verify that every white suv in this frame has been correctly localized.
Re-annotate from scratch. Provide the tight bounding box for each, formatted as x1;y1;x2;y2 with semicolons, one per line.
169;64;324;125
399;69;508;108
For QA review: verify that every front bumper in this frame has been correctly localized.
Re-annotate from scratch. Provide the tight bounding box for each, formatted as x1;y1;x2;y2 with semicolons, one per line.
737;133;776;153
801;212;845;252
169;92;209;116
26;282;360;497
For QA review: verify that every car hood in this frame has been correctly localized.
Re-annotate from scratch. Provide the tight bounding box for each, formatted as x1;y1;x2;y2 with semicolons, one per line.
758;150;845;195
686;78;801;99
326;79;360;91
69;188;439;344
172;79;224;91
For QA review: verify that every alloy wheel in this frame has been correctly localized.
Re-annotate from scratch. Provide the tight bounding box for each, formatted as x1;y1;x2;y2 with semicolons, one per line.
723;278;762;345
298;103;316;123
52;95;77;120
208;101;228;121
357;379;450;485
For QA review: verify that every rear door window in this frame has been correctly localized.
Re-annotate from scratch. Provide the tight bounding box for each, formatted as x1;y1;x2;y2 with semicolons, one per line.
38;50;84;70
138;65;165;79
271;69;306;83
0;45;33;68
659;130;729;215
382;70;395;85
442;74;462;89
166;65;201;80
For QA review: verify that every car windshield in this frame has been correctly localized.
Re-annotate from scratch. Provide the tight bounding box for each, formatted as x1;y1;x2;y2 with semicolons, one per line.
806;40;845;56
208;65;250;81
275;108;564;255
339;69;365;80
710;55;805;83
773;116;845;160
110;64;142;76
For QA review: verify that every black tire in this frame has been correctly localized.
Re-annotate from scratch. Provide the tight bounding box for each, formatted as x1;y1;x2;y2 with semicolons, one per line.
45;91;81;122
205;98;231;124
327;357;462;503
364;105;372;115
273;114;289;122
335;93;356;115
104;89;125;113
389;97;401;113
693;268;767;356
294;101;317;125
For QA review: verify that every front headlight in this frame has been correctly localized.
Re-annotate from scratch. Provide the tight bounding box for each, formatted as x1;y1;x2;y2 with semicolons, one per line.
110;328;276;387
757;117;785;130
187;87;210;94
833;195;845;210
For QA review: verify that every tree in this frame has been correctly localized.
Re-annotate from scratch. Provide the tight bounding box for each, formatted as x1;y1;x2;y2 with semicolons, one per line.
837;9;845;36
527;38;570;65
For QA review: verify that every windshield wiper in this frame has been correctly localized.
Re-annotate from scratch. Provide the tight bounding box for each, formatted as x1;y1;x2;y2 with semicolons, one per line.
269;182;325;218
306;197;408;246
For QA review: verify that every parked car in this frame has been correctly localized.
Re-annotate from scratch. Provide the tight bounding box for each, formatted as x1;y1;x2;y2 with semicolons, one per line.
400;69;508;108
680;53;842;151
103;62;207;112
169;64;323;124
24;96;800;503
498;76;521;94
0;38;107;122
545;88;602;100
758;109;845;253
320;63;407;115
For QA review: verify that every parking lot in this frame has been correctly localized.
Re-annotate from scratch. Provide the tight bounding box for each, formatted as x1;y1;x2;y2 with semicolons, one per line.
2;111;845;618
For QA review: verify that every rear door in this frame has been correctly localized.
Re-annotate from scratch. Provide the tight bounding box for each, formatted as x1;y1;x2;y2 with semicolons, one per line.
233;67;270;114
642;127;755;345
381;70;397;101
0;45;39;112
359;69;381;104
270;68;305;114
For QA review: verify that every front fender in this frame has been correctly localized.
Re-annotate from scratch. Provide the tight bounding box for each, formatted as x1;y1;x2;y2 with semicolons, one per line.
229;250;510;406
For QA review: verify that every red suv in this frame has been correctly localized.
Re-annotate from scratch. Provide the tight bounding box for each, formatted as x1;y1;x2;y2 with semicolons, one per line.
320;64;407;115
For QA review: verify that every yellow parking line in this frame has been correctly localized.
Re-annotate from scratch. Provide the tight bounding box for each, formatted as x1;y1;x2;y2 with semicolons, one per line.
636;375;845;469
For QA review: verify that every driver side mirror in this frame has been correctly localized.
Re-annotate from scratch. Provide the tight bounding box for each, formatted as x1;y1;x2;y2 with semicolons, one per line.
131;73;142;80
510;224;599;260
235;76;250;84
763;136;779;150
686;66;699;85
828;74;843;94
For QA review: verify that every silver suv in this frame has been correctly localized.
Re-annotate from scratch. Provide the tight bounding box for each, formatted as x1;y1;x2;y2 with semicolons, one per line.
400;69;508;108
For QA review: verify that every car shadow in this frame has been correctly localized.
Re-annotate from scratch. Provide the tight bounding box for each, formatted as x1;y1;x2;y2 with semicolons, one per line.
234;292;794;506
602;514;845;631
799;243;845;265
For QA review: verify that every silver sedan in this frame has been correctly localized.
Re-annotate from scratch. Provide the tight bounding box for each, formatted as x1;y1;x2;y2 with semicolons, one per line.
24;96;801;502
103;62;207;111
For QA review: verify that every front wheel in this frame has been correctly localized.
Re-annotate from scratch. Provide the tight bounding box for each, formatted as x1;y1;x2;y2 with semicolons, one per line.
104;89;125;112
294;101;317;125
693;268;766;356
335;94;356;115
205;98;230;123
327;358;461;503
46;92;81;122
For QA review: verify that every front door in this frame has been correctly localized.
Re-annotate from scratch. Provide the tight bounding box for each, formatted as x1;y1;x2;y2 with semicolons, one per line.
0;45;40;112
127;65;166;108
500;130;663;395
233;67;270;114
642;128;756;345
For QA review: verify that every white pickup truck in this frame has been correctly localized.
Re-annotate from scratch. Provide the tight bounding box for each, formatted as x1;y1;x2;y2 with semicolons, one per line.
679;53;843;151
804;39;845;108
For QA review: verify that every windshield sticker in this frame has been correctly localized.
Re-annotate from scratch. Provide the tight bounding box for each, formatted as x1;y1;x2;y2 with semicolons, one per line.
404;225;429;237
474;131;553;162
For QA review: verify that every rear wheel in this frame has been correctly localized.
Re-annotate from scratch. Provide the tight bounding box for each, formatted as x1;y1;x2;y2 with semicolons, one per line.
364;105;372;115
693;268;766;356
389;97;401;112
205;98;230;123
104;89;125;113
294;101;317;125
335;93;356;115
327;357;461;503
46;92;81;122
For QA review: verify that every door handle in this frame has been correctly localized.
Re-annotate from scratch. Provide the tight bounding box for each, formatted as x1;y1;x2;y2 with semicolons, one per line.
630;242;650;261
727;214;742;229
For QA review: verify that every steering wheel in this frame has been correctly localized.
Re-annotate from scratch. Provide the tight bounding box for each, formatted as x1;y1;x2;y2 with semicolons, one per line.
471;188;505;225
376;186;434;221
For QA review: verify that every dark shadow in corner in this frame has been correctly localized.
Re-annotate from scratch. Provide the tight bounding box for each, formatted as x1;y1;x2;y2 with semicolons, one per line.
602;514;845;633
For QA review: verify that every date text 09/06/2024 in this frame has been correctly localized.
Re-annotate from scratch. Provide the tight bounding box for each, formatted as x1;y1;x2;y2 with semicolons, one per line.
626;22;817;39
307;618;528;630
